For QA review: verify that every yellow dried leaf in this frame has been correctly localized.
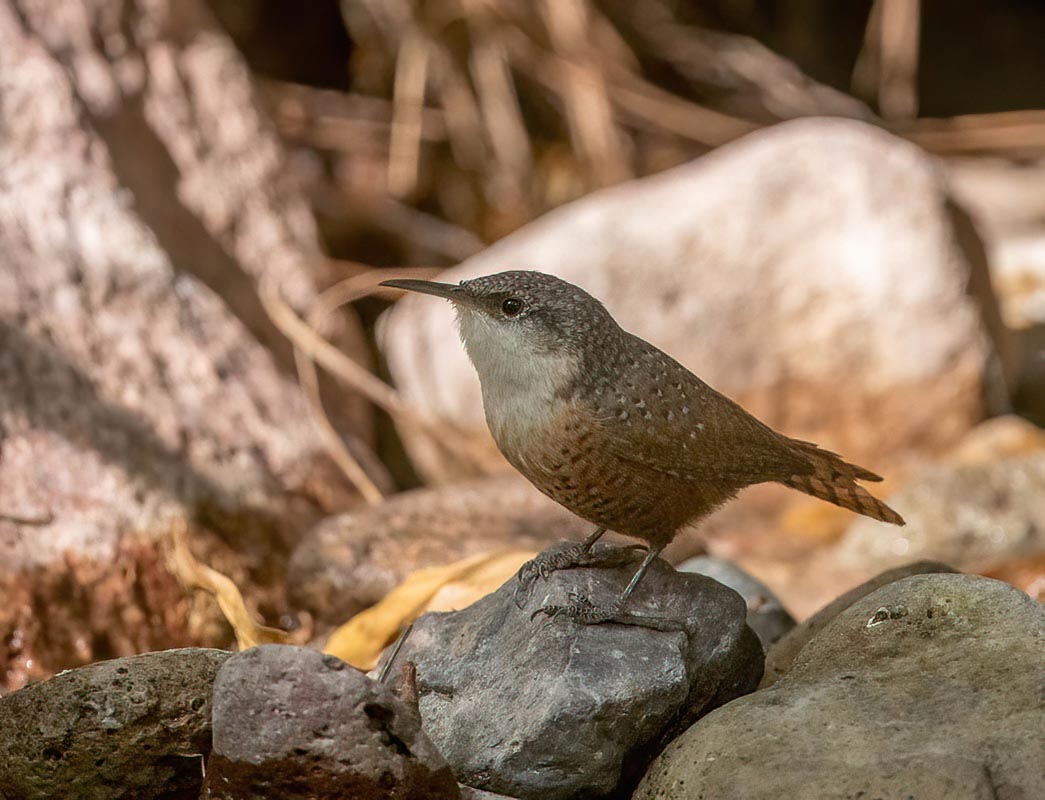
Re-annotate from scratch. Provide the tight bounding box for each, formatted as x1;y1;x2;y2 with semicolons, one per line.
168;521;291;650
324;549;535;670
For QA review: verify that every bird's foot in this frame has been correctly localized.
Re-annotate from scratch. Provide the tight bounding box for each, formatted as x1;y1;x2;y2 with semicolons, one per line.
513;544;645;607
530;592;685;631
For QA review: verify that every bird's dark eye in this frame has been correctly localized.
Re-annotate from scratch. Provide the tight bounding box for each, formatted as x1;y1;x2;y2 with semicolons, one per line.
501;297;524;316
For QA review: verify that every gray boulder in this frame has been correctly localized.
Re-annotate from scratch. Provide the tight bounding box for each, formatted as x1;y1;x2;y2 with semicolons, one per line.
458;789;519;800
635;573;1045;800
677;556;795;647
393;544;764;799
761;559;957;687
0;648;230;800
202;645;459;799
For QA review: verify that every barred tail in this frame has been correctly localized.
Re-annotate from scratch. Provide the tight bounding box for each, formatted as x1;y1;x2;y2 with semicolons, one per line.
782;440;905;526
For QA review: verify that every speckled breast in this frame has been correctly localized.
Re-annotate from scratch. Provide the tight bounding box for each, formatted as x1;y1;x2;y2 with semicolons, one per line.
492;404;700;544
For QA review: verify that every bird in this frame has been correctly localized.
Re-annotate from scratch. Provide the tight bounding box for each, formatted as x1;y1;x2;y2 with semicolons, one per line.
382;270;904;626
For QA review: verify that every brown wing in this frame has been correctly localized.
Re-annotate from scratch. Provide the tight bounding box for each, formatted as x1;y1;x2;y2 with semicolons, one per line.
591;336;805;486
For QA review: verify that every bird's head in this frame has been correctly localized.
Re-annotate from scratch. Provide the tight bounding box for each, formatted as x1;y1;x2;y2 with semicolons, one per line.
382;270;619;388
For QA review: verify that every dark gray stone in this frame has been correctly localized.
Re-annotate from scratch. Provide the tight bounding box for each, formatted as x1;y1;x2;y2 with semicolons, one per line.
761;560;957;687
0;647;230;800
202;645;459;800
676;556;795;647
635;573;1045;800
459;788;518;800
393;544;764;800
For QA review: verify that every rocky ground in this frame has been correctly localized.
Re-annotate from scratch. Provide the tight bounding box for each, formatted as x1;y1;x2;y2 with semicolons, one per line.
2;2;1045;797
5;109;1045;794
1;557;1042;799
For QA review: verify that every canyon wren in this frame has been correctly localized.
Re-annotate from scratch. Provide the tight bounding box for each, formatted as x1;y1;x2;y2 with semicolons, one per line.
383;271;904;626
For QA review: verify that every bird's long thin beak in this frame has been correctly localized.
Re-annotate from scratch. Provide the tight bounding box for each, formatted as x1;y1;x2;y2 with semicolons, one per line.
380;279;464;302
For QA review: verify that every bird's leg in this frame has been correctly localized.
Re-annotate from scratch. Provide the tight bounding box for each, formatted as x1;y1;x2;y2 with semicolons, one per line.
532;544;686;631
513;528;644;606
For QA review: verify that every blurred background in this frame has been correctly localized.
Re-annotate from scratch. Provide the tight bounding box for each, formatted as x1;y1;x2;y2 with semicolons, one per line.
2;0;1045;691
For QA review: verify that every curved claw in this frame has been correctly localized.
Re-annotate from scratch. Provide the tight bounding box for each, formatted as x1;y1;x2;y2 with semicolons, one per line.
513;560;548;608
513;544;584;601
512;580;534;610
529;593;624;626
533;604;573;623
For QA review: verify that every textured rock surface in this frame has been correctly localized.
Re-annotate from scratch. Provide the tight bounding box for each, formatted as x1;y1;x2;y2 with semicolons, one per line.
459;788;519;800
677;556;794;647
0;0;357;574
394;544;764;799
289;475;593;622
0;0;363;689
0;648;230;800
761;560;957;688
381;118;1000;478
636;573;1045;800
202;645;459;799
835;453;1045;575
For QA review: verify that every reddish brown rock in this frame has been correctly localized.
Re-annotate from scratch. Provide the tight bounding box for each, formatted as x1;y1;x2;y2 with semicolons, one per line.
202;645;459;800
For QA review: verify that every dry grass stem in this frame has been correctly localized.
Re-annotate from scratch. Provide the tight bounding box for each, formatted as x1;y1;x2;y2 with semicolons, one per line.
900;110;1045;154
469;28;534;207
853;0;921;119
388;26;431;196
168;521;292;650
293;346;384;504
259;271;482;478
538;0;630;185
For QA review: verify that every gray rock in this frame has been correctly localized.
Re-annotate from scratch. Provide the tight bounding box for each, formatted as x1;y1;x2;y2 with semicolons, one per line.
762;560;957;687
289;475;591;623
835;454;1045;574
394;544;764;799
381;118;1001;480
635;573;1045;800
0;648;230;800
202;645;459;800
459;788;519;800
676;556;794;647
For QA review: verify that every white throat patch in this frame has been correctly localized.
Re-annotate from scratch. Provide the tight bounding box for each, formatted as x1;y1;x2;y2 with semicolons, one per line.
455;308;578;445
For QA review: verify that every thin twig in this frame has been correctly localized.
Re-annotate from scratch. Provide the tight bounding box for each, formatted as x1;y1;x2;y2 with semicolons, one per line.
258;272;476;471
388;26;431;197
468;15;535;207
428;45;489;173
311;266;444;322
898;110;1045;154
293;345;384;504
0;510;55;526
291;267;445;503
538;0;631;185
853;0;921;119
501;28;755;146
259;272;410;416
360;197;485;261
378;621;415;684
